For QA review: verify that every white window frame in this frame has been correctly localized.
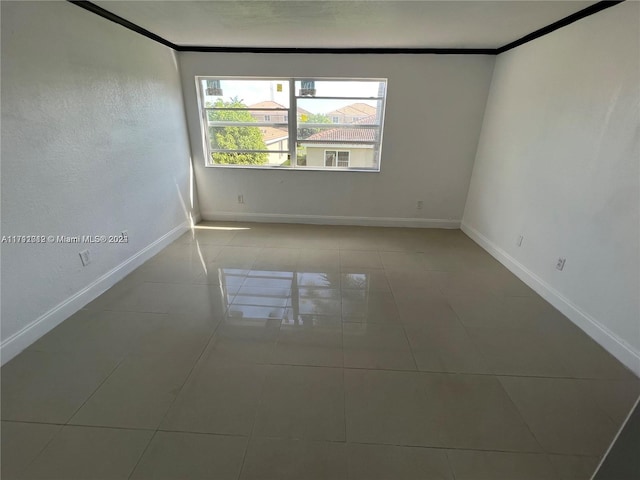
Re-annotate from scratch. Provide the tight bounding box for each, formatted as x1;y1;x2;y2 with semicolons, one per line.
324;150;350;168
196;77;387;172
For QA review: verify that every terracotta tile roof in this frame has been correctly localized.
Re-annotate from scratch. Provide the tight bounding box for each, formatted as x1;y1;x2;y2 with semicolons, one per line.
305;115;378;142
260;127;288;143
249;101;287;109
249;101;310;116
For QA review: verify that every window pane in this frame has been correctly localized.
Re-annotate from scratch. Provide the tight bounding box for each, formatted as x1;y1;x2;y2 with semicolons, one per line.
325;151;336;167
201;79;290;108
198;77;386;170
209;126;287;151
299;145;376;170
295;80;384;98
297;98;381;125
296;125;378;142
207;109;288;124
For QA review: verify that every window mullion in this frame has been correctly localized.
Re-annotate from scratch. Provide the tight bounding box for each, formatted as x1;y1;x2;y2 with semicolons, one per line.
289;78;296;169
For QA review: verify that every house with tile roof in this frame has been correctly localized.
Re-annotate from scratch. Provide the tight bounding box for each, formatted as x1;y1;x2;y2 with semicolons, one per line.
326;102;377;124
249;101;311;124
299;115;379;169
259;126;289;165
247;101;380;167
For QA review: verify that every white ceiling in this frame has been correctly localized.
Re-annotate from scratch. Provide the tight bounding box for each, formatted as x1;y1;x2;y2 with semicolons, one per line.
93;1;597;49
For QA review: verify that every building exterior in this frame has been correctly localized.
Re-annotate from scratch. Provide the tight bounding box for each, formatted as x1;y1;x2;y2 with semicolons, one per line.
259;126;289;165
247;102;380;167
249;101;289;123
249;101;311;123
325;102;377;124
301;114;378;168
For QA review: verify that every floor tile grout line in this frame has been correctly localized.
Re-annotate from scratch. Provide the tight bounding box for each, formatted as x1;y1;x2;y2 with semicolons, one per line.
48;421;158;433
440;290;496;376
60;351;130;428
598;390;640;427
342;347;348;444
494;375;549;457
152;310;227;432
126;301;226;480
229;360;635;382
236;363;270;480
9;416;599;459
444;449;459;480
387;281;421;372
8;421;65;476
127;428;159;480
155;428;250;439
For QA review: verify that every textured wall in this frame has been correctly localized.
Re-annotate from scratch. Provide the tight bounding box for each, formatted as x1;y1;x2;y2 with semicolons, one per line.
179;52;495;225
463;2;640;371
1;2;196;347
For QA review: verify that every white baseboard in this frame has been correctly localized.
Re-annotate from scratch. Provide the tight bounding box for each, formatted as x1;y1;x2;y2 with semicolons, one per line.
461;222;640;377
201;211;460;229
0;221;191;366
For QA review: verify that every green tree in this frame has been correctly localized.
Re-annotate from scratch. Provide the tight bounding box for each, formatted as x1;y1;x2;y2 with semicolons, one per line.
208;97;268;165
298;113;331;139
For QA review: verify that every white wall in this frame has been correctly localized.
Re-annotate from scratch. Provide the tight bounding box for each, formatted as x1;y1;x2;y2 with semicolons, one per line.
179;53;494;227
462;2;640;375
1;1;197;363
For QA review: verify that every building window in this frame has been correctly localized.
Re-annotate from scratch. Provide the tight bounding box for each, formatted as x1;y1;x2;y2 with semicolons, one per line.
325;150;350;167
337;151;350;167
197;77;387;171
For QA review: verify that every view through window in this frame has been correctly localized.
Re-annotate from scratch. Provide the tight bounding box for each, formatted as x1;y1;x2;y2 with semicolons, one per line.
197;78;387;171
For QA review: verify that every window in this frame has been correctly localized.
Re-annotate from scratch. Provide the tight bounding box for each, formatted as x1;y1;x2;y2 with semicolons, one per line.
325;150;350;168
197;77;387;171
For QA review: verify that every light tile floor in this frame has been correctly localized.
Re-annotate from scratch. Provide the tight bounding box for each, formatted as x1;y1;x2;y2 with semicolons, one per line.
2;222;639;479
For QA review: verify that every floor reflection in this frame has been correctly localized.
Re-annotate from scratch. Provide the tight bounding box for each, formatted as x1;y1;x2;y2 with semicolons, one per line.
221;268;370;324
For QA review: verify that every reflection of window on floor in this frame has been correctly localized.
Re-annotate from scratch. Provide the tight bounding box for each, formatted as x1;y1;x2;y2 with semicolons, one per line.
220;268;370;323
217;268;246;307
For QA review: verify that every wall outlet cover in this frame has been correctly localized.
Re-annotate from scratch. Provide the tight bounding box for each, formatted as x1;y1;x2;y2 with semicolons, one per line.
79;249;91;267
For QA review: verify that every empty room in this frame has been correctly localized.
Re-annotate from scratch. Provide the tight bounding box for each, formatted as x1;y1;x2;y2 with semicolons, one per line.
1;1;639;479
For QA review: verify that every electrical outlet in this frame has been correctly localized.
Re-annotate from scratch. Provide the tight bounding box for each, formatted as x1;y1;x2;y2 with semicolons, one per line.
237;194;244;204
516;235;523;247
416;200;423;210
79;249;91;267
556;257;566;271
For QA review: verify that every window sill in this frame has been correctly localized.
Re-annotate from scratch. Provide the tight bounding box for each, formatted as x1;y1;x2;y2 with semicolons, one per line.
203;164;381;172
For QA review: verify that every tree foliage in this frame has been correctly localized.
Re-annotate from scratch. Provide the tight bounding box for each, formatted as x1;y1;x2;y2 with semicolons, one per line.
298;113;331;139
208;97;268;165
